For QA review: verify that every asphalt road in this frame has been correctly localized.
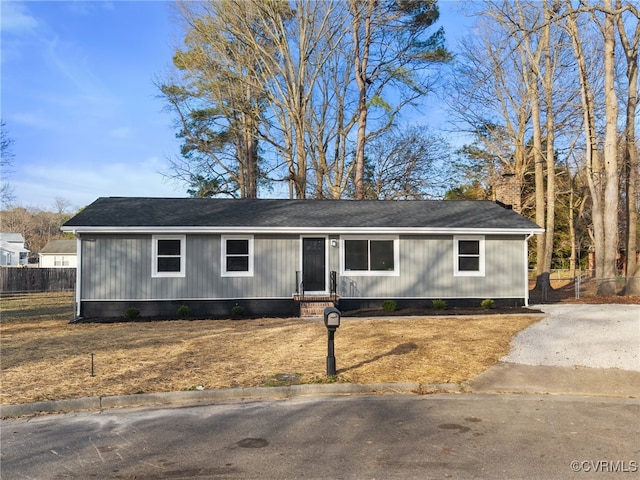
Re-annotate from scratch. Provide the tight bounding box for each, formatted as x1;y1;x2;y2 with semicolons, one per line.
2;393;638;480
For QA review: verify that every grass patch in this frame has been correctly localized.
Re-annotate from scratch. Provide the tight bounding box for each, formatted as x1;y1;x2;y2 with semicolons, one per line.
0;292;543;405
262;373;302;387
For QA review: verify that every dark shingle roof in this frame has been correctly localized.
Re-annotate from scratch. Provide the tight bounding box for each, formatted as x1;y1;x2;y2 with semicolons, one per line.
63;197;541;231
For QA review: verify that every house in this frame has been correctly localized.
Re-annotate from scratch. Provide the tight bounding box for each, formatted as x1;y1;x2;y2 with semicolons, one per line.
61;197;544;320
0;232;30;266
39;239;78;268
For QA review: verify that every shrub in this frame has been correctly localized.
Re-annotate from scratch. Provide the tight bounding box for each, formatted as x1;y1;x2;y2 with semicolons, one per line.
382;300;397;312
481;298;495;310
231;305;245;317
177;304;190;318
124;307;140;319
432;299;446;310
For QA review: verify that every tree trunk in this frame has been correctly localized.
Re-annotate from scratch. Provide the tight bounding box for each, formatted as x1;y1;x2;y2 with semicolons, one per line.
530;61;549;295
599;0;619;296
565;2;607;292
616;0;640;294
542;1;556;295
568;182;577;279
294;117;307;199
245;131;259;199
350;0;373;200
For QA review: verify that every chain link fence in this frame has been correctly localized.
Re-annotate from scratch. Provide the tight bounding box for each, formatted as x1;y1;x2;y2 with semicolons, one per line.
529;269;629;300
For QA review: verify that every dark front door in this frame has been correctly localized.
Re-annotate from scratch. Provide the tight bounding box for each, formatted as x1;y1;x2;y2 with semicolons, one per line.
303;237;326;292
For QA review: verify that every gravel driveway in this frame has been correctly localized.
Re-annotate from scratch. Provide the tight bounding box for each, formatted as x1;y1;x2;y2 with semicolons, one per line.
502;304;640;371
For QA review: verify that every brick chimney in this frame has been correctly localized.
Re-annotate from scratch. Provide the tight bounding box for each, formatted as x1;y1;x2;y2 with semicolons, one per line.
494;173;522;214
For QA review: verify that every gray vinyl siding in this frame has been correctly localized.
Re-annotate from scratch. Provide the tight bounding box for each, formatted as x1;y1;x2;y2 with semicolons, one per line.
338;235;525;299
81;235;152;300
81;234;299;300
81;233;526;301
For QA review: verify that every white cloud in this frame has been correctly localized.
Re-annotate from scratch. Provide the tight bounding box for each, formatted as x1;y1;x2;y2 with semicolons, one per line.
0;2;41;63
8;112;58;130
3;1;185;210
44;35;107;95
4;2;112;98
66;1;115;16
10;157;183;209
0;2;39;35
109;127;135;139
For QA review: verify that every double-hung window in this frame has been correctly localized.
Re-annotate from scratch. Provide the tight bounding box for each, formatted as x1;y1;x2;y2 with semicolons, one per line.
54;256;69;267
222;235;254;277
152;235;185;277
342;236;398;276
454;235;485;276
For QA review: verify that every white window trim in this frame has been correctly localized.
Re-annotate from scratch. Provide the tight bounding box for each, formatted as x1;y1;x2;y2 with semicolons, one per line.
221;235;254;277
152;235;186;278
453;235;485;277
340;235;399;277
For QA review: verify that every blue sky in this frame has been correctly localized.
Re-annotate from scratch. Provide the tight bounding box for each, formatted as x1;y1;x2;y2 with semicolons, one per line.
1;0;470;211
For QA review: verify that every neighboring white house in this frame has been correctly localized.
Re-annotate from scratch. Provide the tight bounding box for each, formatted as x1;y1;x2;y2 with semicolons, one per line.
39;239;77;268
0;233;30;266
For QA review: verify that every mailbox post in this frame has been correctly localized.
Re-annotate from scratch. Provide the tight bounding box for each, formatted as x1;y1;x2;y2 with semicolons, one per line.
323;307;341;376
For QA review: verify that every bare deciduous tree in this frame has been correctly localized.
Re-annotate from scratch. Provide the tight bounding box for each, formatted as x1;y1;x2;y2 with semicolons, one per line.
159;0;270;198
564;0;628;295
599;0;621;295
359;126;451;200
349;0;450;199
448;7;533;193
1;120;16;207
449;0;638;298
615;0;640;294
0;202;74;255
163;0;449;200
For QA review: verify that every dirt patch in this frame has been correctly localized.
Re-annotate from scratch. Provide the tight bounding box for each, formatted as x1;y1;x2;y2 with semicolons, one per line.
344;306;540;317
528;279;640;305
0;292;544;405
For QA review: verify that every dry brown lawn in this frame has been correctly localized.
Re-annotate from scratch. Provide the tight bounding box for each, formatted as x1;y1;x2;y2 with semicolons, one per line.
0;292;543;405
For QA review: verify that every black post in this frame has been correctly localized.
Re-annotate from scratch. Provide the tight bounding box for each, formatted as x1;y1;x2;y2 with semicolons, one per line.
326;329;336;376
90;353;95;377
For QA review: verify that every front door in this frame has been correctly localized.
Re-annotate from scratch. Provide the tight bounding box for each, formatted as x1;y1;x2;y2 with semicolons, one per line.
302;237;326;292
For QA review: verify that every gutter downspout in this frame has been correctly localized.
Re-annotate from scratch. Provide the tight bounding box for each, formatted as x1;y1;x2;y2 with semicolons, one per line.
74;231;81;319
524;232;535;307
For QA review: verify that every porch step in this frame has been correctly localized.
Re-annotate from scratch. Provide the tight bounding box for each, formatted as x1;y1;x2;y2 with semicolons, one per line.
300;301;335;318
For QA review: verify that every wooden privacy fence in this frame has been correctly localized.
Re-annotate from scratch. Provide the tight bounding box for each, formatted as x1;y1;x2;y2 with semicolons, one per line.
0;267;76;293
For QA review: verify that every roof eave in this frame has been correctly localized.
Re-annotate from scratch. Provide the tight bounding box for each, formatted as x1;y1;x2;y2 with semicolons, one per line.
62;226;545;235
